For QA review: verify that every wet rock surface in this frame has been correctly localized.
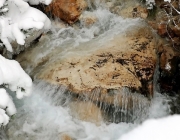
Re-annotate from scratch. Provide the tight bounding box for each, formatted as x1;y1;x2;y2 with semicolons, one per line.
69;101;103;125
158;43;180;114
103;0;148;19
147;0;180;114
16;24;155;123
45;0;87;24
37;27;156;98
158;44;180;95
14;0;160;124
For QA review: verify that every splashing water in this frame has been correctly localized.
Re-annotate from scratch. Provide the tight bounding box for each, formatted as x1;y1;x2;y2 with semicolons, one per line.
3;3;172;140
5;81;170;140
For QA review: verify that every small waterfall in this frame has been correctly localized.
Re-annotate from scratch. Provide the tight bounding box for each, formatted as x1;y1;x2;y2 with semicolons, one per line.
1;1;173;139
76;87;150;123
3;80;170;140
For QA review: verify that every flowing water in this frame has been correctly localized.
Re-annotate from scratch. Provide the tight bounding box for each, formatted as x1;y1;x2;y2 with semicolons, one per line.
5;81;170;140
1;1;172;140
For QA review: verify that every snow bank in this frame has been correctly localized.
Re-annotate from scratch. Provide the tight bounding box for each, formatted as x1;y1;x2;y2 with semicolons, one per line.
119;115;180;140
0;0;51;52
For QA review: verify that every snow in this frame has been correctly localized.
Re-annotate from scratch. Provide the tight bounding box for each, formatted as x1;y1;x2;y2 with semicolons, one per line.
119;115;180;140
0;0;51;127
24;0;52;5
0;54;32;125
0;88;16;116
0;0;6;8
0;55;32;99
146;0;155;9
0;108;9;126
164;0;171;2
0;0;51;52
0;88;17;126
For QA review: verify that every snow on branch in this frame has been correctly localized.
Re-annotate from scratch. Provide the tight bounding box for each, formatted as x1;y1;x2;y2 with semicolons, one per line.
0;55;32;99
24;0;52;5
0;54;32;126
0;0;52;126
0;0;51;52
0;89;16;126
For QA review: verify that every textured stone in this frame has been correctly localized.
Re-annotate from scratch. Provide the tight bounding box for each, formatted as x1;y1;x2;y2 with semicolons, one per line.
132;5;148;19
16;24;155;123
158;43;180;95
69;101;103;125
45;0;87;24
36;26;156;98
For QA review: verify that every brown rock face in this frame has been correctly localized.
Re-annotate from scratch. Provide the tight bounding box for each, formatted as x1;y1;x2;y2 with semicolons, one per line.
69;101;103;125
158;43;180;114
16;24;154;123
149;0;180;45
45;0;87;24
132;5;148;19
158;44;180;95
36;26;156;98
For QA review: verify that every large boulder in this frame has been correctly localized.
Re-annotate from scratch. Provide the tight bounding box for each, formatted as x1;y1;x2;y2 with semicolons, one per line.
45;0;87;24
0;30;43;59
16;24;155;122
158;42;180;114
37;27;156;98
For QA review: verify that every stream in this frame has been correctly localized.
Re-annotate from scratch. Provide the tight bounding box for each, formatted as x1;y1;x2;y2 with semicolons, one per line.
5;81;170;140
2;1;173;140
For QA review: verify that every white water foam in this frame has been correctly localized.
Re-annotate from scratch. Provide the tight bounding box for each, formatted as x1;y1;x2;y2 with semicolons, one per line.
17;8;142;75
6;3;171;140
6;81;170;140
